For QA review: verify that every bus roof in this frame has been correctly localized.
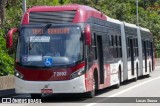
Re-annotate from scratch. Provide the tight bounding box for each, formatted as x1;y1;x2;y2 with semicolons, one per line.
140;27;150;32
107;16;121;24
27;4;97;12
22;4;107;24
124;22;138;29
22;4;151;34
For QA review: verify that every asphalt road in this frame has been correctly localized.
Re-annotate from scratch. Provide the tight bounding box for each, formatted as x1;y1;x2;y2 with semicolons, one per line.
1;66;160;106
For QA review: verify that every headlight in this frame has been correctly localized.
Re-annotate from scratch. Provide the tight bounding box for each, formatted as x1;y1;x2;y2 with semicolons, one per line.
14;70;24;79
70;67;85;79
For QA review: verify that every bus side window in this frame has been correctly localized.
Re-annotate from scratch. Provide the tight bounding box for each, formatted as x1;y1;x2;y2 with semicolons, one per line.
119;36;122;57
126;37;130;58
93;33;97;59
115;35;118;58
106;35;109;46
111;35;114;46
112;35;116;58
109;35;112;46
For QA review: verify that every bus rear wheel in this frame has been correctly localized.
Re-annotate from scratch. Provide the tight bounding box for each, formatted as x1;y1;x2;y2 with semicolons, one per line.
134;64;139;81
115;70;121;88
146;63;151;77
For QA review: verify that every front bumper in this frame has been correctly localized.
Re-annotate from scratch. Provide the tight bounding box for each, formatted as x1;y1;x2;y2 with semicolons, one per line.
15;75;86;93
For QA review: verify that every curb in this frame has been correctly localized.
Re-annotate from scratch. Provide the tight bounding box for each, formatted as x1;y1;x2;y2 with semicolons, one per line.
0;89;15;97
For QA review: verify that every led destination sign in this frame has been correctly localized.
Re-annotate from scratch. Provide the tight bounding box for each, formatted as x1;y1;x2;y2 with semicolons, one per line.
32;28;70;35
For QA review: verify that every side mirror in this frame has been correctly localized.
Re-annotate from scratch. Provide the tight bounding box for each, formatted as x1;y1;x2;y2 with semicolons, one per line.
6;28;18;48
84;24;91;45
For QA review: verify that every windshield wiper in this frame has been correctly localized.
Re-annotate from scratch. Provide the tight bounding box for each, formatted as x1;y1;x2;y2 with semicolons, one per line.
29;23;52;50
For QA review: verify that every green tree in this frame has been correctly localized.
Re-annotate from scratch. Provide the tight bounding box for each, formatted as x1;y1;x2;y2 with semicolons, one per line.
0;29;14;75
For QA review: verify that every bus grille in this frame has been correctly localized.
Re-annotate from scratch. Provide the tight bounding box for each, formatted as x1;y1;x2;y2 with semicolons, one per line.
29;11;76;24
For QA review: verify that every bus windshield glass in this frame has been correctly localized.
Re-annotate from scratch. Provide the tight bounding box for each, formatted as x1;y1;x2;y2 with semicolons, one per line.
16;25;83;67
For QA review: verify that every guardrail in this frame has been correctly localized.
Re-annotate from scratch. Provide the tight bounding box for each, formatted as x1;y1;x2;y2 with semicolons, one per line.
0;58;160;97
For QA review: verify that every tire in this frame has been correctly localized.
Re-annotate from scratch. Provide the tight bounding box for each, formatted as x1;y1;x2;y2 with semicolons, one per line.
133;75;138;81
134;64;138;81
149;63;152;72
146;63;151;77
31;94;42;99
115;71;120;88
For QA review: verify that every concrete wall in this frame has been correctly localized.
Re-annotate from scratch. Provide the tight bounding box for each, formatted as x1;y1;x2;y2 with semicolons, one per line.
155;58;160;66
0;75;14;90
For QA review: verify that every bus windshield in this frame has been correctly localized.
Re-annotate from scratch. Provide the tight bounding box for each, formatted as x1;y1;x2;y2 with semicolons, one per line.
16;25;83;67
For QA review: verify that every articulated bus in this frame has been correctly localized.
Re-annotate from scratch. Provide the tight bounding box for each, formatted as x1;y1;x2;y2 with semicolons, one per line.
6;4;155;98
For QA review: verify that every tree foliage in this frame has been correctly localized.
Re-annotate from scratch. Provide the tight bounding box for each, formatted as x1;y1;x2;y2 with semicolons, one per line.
0;29;14;75
0;0;160;75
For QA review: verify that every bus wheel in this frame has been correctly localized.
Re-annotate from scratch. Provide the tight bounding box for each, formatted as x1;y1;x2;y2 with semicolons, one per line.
86;77;95;98
31;94;42;99
134;64;138;81
115;70;120;88
146;63;151;77
149;63;152;72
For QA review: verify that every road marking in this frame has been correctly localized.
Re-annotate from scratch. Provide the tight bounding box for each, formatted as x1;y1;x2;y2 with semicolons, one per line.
85;103;97;106
108;76;160;97
85;76;160;106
